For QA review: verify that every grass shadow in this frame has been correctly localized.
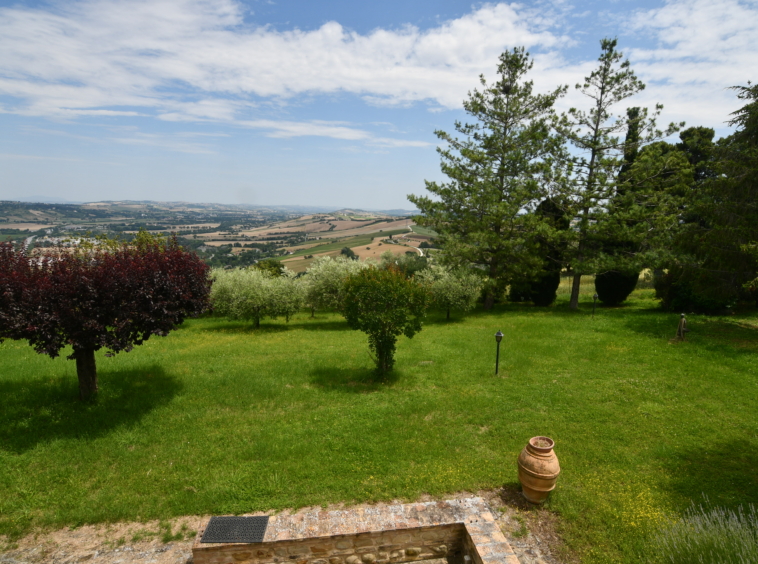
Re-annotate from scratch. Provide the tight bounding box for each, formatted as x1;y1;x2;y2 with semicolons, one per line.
622;309;758;357
421;312;472;326
498;481;535;510
0;364;181;454
619;307;683;339
309;366;400;393
662;439;758;508
204;321;289;334
205;319;351;334
284;320;352;332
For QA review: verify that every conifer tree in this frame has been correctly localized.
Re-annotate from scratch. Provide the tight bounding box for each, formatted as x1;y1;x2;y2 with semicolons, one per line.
408;47;569;309
561;38;680;309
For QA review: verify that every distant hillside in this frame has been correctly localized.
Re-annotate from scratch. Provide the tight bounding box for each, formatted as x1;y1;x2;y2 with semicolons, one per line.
0;200;426;270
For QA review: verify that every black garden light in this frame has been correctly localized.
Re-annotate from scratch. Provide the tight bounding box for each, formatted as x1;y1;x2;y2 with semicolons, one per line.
494;330;504;375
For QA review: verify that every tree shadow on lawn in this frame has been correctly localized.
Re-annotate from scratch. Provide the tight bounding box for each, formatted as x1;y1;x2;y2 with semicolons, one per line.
206;320;351;334
309;366;400;393
621;308;758;357
661;438;758;509
419;312;471;326
0;364;181;454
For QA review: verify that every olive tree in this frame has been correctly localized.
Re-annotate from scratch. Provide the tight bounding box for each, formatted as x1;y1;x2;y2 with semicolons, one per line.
211;267;304;328
302;256;371;314
415;265;482;319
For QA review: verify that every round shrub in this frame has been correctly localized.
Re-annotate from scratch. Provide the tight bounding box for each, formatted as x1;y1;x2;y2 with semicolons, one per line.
530;270;561;306
342;267;428;375
595;270;639;306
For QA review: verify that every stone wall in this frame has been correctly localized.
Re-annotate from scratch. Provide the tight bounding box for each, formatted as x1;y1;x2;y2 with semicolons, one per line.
192;498;519;564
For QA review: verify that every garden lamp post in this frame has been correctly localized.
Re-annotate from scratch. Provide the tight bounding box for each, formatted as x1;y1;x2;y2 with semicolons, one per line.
494;330;504;375
593;293;598;317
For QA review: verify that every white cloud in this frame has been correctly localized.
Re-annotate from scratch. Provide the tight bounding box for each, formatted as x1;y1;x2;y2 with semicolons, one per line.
109;133;218;154
238;118;432;146
0;0;567;122
0;0;756;143
624;0;758;128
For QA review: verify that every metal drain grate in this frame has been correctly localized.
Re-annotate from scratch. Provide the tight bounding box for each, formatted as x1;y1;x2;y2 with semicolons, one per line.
200;516;269;543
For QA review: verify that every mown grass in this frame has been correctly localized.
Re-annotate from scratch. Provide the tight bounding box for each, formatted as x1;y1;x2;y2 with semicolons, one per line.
1;289;757;563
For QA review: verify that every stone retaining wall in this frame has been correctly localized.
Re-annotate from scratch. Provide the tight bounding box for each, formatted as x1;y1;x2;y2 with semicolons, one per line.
192;498;519;564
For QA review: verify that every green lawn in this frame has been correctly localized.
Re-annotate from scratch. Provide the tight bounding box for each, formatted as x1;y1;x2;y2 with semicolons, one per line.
1;291;757;563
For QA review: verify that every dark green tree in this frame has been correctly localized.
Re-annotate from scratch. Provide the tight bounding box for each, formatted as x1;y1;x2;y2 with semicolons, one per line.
340;247;357;260
509;197;570;306
342;267;429;375
668;83;758;308
253;258;285;276
408;47;569;309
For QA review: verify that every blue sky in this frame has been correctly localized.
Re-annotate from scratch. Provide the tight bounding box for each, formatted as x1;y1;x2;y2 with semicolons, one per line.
0;0;757;209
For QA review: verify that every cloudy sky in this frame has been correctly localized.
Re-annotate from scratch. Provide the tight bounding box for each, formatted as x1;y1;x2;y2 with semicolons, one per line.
0;0;756;209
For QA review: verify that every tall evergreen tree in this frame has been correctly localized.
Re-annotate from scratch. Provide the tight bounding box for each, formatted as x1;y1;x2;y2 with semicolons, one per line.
561;38;680;309
408;47;569;309
594;107;643;306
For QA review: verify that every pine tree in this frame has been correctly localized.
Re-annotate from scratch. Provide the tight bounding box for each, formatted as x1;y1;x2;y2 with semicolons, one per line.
561;38;680;309
408;47;569;309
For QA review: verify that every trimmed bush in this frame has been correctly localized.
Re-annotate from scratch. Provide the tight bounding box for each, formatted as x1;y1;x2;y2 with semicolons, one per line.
508;269;560;307
595;270;639;306
530;269;561;306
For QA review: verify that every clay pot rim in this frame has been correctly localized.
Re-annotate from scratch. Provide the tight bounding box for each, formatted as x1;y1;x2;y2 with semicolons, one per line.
529;436;555;452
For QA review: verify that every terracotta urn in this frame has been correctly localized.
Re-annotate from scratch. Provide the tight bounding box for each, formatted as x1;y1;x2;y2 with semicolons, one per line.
517;436;560;504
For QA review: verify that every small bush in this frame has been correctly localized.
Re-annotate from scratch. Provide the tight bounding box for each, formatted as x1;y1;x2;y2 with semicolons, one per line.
595;270;639;306
651;502;758;564
530;269;561;306
508;269;560;306
342;267;428;374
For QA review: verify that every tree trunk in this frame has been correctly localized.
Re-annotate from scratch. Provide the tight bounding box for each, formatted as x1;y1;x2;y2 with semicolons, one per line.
569;273;582;310
446;308;450;320
484;261;499;310
75;347;98;400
